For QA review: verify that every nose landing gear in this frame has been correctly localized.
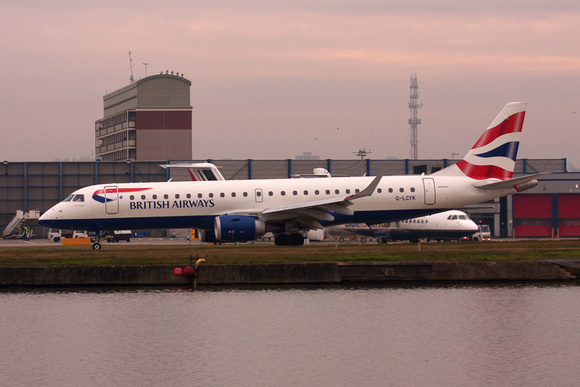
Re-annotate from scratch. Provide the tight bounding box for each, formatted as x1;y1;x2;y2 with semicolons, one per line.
90;234;102;250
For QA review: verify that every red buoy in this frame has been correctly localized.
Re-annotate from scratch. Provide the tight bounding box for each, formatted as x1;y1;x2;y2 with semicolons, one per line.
182;265;196;277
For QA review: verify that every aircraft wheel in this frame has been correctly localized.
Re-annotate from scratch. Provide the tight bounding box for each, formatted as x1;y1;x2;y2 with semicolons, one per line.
92;242;102;250
275;234;289;246
360;237;367;243
290;233;304;246
338;237;344;243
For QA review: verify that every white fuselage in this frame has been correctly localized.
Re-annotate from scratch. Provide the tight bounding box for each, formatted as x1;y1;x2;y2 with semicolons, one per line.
327;210;479;241
38;174;515;232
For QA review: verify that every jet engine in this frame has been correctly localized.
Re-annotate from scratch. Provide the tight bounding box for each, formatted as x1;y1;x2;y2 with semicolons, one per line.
214;215;266;242
197;229;217;243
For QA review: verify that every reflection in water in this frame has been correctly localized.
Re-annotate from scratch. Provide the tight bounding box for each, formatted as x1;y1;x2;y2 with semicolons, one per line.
1;283;579;386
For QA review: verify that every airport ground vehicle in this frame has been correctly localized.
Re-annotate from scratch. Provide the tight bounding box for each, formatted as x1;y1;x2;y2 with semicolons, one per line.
471;225;491;241
104;230;132;243
48;229;88;242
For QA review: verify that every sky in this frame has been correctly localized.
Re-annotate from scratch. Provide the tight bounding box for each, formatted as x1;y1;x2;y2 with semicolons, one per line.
1;1;579;168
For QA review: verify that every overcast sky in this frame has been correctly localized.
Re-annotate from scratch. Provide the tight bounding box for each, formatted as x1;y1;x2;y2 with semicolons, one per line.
2;1;579;168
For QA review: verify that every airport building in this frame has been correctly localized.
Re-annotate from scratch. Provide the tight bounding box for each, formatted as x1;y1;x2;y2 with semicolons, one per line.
95;73;192;161
2;157;579;240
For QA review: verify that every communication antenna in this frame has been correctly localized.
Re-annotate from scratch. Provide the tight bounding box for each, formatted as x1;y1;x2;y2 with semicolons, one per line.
408;73;422;159
143;62;149;77
128;51;134;84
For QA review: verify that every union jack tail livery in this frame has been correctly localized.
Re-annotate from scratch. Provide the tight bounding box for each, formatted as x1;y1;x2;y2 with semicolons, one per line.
434;102;527;181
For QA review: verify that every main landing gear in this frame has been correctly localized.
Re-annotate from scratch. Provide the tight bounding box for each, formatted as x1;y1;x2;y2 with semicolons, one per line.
274;233;305;246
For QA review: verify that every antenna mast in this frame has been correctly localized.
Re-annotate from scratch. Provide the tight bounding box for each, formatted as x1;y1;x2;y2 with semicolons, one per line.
408;73;422;159
128;51;134;84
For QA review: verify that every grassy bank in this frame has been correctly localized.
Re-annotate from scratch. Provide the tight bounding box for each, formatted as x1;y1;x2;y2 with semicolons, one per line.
1;240;580;267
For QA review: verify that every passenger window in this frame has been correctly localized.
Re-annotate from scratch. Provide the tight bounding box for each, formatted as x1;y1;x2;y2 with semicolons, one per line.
129;195;135;200
186;193;191;199
335;189;340;194
164;194;169;199
153;194;157;199
141;195;146;200
209;193;214;198
326;189;330;195
315;190;320;195
232;192;237;197
198;193;203;198
293;191;298;196
304;190;308;195
268;191;273;196
243;192;248;197
399;188;404;193
175;194;180;199
377;188;382;193
281;191;286;196
388;188;393;193
220;193;225;198
411;187;415;192
346;189;351;194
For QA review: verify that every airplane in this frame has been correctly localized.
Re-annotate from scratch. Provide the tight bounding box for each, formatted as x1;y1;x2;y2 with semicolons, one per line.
39;102;545;249
326;210;479;243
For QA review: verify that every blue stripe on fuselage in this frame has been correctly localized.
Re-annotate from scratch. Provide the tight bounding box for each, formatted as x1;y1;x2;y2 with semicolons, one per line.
40;209;451;231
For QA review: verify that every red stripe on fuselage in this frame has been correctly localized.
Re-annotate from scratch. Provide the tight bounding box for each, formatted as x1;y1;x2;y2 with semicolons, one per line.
93;187;152;195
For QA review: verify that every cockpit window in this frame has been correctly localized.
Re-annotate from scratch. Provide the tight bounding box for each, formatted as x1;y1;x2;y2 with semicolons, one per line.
63;194;74;202
72;194;85;202
459;215;467;220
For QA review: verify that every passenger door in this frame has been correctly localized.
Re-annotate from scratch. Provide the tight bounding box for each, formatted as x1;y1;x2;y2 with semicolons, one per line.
422;178;436;205
104;185;119;214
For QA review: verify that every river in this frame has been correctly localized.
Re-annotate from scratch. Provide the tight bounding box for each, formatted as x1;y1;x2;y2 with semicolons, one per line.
1;283;579;386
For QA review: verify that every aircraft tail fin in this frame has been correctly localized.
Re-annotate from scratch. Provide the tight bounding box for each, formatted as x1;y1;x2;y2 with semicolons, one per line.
433;102;527;180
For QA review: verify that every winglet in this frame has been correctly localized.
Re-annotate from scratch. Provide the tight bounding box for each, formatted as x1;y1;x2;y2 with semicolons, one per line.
347;175;382;200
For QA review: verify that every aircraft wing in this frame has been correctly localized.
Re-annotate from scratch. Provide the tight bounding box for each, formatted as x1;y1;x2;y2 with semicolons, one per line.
257;175;382;229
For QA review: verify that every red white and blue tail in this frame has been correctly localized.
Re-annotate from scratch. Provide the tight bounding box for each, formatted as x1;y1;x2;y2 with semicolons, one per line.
434;102;527;181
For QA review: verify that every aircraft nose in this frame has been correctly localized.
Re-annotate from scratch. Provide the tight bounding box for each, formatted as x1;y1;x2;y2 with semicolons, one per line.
38;207;57;227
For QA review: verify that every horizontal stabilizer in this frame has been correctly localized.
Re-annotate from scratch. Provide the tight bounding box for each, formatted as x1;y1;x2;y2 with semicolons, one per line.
473;173;549;191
